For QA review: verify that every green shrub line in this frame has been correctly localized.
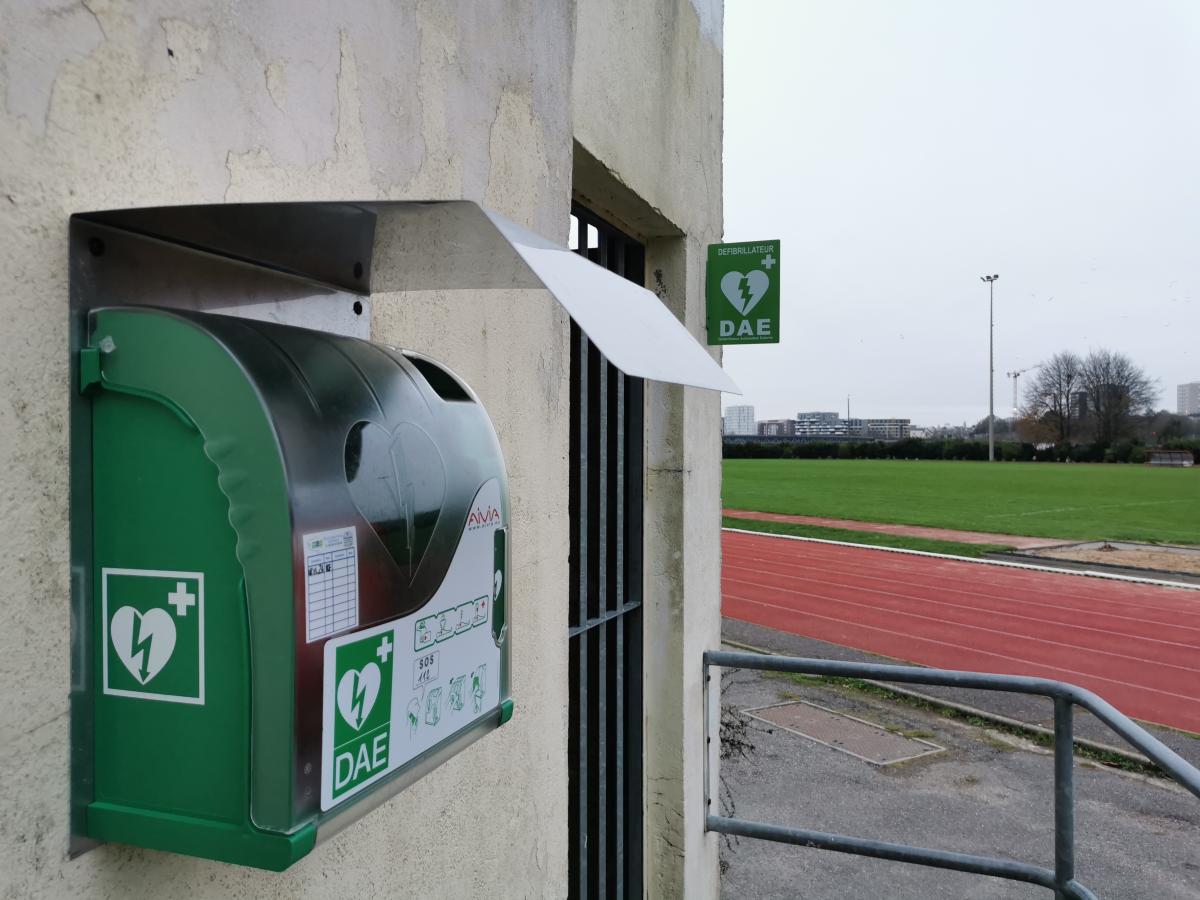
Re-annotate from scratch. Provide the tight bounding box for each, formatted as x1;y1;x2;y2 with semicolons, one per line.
724;436;1200;464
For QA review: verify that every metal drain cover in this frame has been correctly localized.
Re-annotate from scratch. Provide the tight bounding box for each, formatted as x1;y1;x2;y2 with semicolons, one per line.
745;700;944;766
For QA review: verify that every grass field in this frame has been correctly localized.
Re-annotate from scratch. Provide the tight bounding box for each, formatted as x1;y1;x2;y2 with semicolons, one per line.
723;459;1200;545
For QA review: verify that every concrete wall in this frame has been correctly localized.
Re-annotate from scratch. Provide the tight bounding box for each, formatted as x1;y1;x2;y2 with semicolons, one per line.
1;3;573;897
573;3;725;898
0;0;723;896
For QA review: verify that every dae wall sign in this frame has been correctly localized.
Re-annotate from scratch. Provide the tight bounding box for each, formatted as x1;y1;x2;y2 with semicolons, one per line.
706;239;781;345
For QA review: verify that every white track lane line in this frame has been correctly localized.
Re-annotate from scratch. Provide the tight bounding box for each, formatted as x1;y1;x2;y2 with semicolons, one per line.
723;591;1200;707
720;562;1200;647
722;527;1200;592
721;574;1200;675
723;549;1200;624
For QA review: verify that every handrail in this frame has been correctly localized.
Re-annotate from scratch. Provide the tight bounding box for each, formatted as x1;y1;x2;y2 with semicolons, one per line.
704;650;1200;900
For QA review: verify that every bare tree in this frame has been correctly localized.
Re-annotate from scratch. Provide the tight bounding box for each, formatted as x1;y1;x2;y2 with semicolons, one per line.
1079;348;1158;444
1022;351;1083;443
1016;414;1058;444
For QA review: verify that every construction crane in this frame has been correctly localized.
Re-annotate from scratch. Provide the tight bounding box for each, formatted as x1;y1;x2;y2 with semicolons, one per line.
1006;365;1040;418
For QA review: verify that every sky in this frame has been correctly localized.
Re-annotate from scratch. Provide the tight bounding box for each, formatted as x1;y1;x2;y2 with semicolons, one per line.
722;0;1199;427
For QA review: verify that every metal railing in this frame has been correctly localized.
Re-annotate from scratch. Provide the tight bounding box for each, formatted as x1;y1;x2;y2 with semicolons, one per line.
704;650;1200;900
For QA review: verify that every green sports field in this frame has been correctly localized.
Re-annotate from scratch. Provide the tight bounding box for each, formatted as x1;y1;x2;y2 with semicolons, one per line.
722;459;1200;545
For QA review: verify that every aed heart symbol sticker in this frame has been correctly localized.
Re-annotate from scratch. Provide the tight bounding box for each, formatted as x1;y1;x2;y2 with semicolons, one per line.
110;606;177;685
720;269;770;317
337;663;382;731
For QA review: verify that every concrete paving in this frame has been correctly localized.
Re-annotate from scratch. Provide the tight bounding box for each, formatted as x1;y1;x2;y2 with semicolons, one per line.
718;621;1200;898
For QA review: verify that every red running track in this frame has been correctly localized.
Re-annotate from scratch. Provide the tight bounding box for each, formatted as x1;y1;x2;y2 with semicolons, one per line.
722;529;1200;733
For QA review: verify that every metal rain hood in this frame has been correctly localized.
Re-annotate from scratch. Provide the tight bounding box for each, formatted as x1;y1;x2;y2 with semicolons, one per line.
485;209;739;393
75;200;740;394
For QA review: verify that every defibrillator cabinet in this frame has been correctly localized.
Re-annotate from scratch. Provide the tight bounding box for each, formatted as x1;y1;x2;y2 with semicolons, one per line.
78;306;510;869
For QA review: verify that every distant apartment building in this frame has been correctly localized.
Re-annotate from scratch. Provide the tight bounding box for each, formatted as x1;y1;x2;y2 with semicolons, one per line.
863;418;912;440
796;411;840;425
758;418;798;437
794;411;911;441
723;404;757;435
795;411;850;438
1179;382;1200;416
1072;391;1089;418
725;407;914;441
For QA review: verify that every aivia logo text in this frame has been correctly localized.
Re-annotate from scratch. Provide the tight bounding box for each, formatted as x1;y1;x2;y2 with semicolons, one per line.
467;505;501;530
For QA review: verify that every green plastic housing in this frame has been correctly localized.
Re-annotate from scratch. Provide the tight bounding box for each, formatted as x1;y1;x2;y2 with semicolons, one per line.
80;307;511;869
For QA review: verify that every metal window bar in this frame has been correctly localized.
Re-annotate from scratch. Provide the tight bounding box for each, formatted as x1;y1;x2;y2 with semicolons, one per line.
568;203;645;900
703;650;1200;900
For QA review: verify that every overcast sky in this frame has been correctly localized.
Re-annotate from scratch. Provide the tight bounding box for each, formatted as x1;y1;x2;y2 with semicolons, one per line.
722;0;1199;426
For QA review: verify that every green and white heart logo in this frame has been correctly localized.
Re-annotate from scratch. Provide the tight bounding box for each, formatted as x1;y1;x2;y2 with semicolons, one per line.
102;569;204;703
720;269;770;316
336;662;382;731
110;606;177;685
326;632;395;804
706;239;780;345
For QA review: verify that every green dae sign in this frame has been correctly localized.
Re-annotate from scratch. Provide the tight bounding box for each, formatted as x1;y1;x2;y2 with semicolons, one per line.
706;239;781;345
331;631;395;801
102;568;205;704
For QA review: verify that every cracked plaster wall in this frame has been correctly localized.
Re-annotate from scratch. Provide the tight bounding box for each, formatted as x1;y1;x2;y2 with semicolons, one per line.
1;1;573;897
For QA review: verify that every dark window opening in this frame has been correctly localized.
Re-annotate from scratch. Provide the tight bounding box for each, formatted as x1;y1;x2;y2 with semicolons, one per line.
568;202;645;900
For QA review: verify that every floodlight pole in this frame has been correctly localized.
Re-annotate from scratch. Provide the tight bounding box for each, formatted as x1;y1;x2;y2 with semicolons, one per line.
980;274;999;462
